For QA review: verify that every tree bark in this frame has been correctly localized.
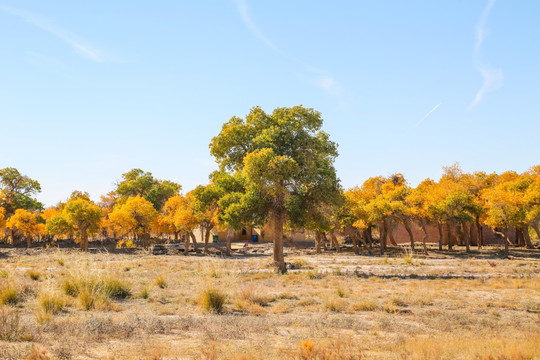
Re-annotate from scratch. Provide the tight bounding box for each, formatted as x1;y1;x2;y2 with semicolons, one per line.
81;227;88;252
476;216;483;249
403;219;415;251
270;209;286;273
190;232;198;252
420;222;428;255
329;229;340;253
225;227;233;256
379;221;387;255
532;224;540;242
204;228;211;253
502;228;509;257
356;230;372;255
387;221;397;246
522;225;534;249
314;231;322;254
184;232;190;255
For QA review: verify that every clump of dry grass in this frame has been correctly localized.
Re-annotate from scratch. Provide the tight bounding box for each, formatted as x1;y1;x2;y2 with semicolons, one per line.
290;338;364;360
61;274;131;310
351;299;379;312
324;297;346;312
0;283;22;306
27;270;41;281
200;288;227;314
155;274;167;289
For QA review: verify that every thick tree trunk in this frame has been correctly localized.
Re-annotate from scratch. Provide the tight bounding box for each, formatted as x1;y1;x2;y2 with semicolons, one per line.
81;228;88;252
321;232;328;251
270;209;286;273
420;222;428;255
184;232;190;255
356;230;372;255
142;232;150;250
26;236;32;249
403;219;415;251
315;231;322;254
502;228;509;257
225;227;233;256
379;221;387;255
329;229;340;252
476;216;483;249
437;223;443;251
532;224;540;242
204;228;211;253
190;232;198;252
522;225;534;249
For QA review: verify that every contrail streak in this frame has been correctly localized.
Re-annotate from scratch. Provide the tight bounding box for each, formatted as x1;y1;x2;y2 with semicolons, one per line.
416;103;442;127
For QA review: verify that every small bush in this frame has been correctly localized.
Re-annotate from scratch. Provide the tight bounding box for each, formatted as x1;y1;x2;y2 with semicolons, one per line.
0;306;22;341
27;270;41;281
104;278;131;299
39;292;65;315
62;278;79;297
0;284;21;306
139;287;150;299
200;288;227;314
324;298;346;312
155;274;167;289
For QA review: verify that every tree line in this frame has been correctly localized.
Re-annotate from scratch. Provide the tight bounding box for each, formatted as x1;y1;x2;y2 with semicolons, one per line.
1;106;538;272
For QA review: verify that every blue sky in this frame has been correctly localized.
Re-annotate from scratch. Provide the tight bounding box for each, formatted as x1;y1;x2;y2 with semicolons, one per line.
1;1;539;206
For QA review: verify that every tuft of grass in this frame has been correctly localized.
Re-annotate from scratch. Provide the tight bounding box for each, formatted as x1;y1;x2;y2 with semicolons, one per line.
155;274;167;289
104;278;131;299
57;259;65;267
61;274;131;310
351;299;379;312
200;288;227;314
139;287;150;299
27;270;41;281
336;288;346;298
0;284;22;306
324;298;346;312
0;270;8;278
39;292;65;315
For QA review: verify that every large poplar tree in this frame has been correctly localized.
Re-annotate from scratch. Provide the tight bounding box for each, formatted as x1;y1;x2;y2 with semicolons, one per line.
210;106;340;272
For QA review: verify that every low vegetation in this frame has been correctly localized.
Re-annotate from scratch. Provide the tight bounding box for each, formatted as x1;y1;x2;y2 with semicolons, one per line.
0;247;536;359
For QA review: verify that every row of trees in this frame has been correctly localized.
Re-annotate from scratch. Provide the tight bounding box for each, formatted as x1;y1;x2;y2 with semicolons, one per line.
1;106;539;272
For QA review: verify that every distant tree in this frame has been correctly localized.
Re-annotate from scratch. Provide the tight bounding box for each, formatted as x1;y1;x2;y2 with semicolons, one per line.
115;169;181;210
210;106;340;272
109;195;157;249
0;167;42;216
6;209;39;247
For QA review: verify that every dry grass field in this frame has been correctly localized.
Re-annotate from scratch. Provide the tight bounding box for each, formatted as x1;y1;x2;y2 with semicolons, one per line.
0;244;539;359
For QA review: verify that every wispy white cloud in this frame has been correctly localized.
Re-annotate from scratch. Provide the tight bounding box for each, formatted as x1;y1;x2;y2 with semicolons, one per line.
416;103;442;127
233;0;341;95
469;0;503;109
0;4;111;62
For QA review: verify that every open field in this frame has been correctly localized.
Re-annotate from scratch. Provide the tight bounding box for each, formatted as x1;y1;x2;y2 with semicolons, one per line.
0;245;539;359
